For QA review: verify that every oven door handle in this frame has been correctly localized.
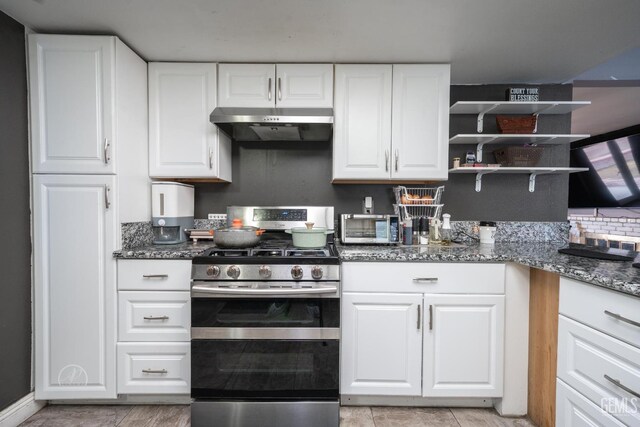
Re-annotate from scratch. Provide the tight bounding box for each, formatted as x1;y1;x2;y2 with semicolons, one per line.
191;284;338;296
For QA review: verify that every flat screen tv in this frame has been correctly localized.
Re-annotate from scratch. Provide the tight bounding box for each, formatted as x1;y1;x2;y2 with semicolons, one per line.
569;124;640;208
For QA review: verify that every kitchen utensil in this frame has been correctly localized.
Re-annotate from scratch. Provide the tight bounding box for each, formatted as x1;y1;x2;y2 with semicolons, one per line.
213;219;265;248
286;226;333;248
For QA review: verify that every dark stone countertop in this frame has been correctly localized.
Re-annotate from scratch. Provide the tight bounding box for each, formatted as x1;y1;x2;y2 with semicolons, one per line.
113;241;640;298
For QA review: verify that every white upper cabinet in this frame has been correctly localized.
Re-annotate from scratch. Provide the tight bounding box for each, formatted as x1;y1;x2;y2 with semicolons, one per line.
148;63;231;180
333;64;450;181
276;64;333;108
33;174;117;399
423;294;504;398
218;63;333;108
333;64;393;180
29;35;115;174
392;64;450;180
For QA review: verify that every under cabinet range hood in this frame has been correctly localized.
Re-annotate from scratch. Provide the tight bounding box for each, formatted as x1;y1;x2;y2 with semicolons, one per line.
210;107;333;142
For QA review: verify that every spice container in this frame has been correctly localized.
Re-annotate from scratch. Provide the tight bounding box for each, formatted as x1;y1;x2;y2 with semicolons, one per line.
430;218;441;243
419;217;429;245
452;157;461;169
402;217;413;245
412;217;420;245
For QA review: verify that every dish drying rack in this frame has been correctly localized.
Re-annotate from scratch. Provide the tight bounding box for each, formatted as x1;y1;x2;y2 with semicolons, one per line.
393;186;444;221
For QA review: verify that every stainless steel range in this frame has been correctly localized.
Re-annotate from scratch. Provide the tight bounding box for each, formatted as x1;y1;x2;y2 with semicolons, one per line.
190;206;340;427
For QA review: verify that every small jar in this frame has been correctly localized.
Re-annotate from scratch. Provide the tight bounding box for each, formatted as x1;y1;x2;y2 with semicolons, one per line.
479;221;497;245
452;157;461;169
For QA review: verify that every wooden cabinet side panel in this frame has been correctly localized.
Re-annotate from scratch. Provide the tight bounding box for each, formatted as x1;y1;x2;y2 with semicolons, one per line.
528;268;559;427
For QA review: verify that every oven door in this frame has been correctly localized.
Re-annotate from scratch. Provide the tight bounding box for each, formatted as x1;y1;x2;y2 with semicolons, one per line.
191;338;339;400
191;294;339;400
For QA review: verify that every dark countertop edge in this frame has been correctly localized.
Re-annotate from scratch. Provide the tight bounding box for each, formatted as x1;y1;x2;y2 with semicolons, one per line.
112;247;640;298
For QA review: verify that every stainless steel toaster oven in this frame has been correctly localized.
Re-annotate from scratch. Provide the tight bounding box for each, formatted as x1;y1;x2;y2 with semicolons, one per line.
340;214;399;244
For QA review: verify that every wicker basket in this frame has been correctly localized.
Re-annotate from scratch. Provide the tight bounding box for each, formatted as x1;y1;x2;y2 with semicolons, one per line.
496;115;537;134
493;146;544;167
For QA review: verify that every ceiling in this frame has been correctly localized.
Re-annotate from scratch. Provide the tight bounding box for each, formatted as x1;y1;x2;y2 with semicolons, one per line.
1;0;639;84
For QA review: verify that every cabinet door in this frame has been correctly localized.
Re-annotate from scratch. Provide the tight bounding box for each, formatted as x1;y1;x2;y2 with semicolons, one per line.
218;64;275;108
392;64;450;180
333;65;392;180
29;35;115;174
149;63;231;180
423;294;504;397
276;64;333;108
33;175;117;399
341;292;422;396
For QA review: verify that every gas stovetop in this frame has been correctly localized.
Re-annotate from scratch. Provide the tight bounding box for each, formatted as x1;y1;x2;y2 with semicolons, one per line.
204;239;334;258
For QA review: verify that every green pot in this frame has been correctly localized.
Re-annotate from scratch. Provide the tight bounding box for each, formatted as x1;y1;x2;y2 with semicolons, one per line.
286;227;333;248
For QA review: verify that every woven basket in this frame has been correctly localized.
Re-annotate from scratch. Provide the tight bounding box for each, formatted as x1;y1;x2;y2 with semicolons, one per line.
493;146;543;167
496;115;537;134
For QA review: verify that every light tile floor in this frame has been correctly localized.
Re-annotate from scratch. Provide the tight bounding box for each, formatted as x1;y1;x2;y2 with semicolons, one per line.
20;404;536;426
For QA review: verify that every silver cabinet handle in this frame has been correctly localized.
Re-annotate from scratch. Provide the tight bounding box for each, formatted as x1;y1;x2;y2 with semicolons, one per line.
429;304;433;330
604;374;640;399
604;310;640;328
142;274;169;279
209;148;213;169
143;315;169;321
268;77;272;101
417;304;421;330
413;278;438;283
385;149;389;172
142;369;167;374
395;149;399;172
278;77;282;101
104;185;110;209
104;138;111;164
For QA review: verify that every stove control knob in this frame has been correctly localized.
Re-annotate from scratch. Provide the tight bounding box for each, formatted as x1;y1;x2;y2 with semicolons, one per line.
227;265;241;279
311;265;323;280
259;265;272;278
206;265;220;277
291;265;304;280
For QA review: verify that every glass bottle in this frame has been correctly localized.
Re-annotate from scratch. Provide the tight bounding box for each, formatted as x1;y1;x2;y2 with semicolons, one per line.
441;213;452;245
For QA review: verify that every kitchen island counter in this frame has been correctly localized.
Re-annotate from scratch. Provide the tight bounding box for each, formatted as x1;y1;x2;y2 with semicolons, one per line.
113;241;640;298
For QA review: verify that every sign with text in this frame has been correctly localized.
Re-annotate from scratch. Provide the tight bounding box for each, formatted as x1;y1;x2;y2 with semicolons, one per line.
507;87;539;102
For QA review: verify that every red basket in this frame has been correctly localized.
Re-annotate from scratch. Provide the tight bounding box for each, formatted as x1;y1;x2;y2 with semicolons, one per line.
496;115;537;134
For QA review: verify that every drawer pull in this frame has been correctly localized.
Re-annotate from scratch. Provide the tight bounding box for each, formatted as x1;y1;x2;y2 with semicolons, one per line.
604;374;640;399
413;278;438;283
604;310;640;328
142;274;169;279
143;315;169;321
142;368;168;374
417;304;421;330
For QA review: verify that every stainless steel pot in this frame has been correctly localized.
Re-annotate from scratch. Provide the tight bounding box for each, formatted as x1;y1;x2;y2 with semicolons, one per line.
213;224;265;248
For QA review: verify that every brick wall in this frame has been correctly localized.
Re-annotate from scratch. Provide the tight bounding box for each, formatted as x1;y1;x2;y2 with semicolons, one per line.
568;215;640;238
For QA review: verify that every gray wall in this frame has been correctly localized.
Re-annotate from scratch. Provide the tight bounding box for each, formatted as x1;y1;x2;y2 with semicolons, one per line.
0;11;31;410
195;85;573;222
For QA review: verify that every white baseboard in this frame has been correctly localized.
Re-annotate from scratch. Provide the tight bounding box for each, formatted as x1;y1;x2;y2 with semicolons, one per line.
0;393;46;427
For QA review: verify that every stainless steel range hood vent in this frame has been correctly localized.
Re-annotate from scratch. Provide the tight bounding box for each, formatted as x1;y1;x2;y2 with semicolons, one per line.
210;107;333;142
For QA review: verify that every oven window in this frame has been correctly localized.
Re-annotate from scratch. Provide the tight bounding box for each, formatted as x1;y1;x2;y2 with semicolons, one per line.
191;340;339;399
192;298;339;328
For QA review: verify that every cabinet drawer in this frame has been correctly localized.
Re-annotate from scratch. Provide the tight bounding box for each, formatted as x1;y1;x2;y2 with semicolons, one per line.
118;260;191;291
117;342;190;394
558;315;640;426
560;277;640;349
556;379;625;427
118;291;190;342
342;262;504;294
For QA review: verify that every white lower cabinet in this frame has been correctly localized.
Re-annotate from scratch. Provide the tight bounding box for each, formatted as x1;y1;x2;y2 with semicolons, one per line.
556;379;625;427
341;293;422;396
340;262;506;399
117;342;190;394
423;294;504;397
116;259;192;395
33;175;117;400
557;277;640;427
